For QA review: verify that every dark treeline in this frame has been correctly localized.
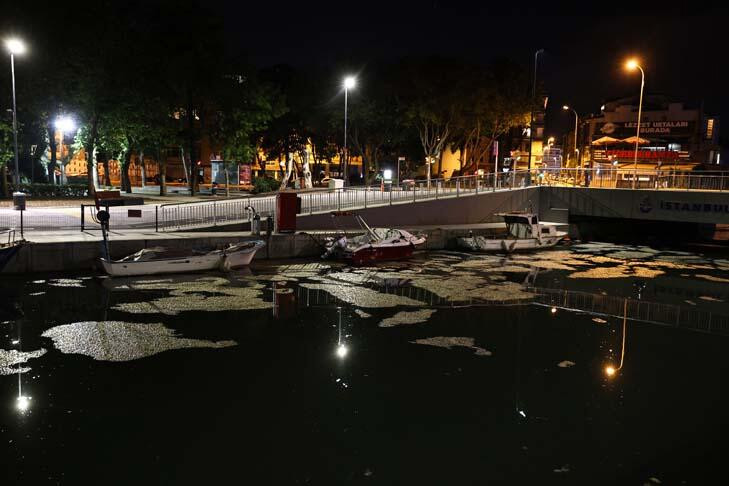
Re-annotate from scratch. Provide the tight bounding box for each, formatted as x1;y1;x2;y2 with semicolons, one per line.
0;1;533;196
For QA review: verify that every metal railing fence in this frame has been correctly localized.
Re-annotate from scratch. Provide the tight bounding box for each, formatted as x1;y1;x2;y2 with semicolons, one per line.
3;168;727;232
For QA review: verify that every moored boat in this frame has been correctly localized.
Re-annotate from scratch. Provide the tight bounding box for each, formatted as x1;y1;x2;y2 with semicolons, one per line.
457;212;566;253
100;241;265;277
323;212;426;265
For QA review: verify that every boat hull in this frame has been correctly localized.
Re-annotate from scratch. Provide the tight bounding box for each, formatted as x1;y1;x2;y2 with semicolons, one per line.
222;241;265;270
100;254;222;277
457;234;566;253
347;243;415;266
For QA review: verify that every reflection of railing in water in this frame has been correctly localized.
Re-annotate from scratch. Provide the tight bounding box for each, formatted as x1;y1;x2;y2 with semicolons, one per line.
292;283;729;335
530;287;729;335
294;283;529;310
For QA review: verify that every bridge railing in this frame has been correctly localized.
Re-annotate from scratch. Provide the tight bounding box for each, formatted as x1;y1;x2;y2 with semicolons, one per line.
536;168;729;191
158;171;528;230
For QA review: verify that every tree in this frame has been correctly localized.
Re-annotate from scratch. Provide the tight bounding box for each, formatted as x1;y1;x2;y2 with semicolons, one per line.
0;120;13;196
397;58;467;183
348;79;406;185
450;60;532;175
209;71;285;196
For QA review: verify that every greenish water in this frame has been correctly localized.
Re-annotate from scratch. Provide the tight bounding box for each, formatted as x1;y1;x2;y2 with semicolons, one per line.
2;242;729;484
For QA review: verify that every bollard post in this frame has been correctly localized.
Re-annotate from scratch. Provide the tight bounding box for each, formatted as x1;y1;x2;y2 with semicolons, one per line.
155;205;159;232
80;204;85;232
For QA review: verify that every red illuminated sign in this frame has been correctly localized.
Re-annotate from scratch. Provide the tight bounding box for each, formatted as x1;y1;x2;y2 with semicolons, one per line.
605;150;680;160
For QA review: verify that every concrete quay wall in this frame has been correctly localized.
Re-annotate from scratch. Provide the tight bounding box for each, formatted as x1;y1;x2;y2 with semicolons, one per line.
2;226;501;275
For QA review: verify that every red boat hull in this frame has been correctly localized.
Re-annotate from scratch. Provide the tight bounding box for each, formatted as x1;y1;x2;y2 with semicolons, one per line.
348;244;415;266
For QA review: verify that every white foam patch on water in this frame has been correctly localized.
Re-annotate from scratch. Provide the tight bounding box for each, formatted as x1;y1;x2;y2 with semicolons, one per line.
695;274;729;283
354;309;372;318
41;321;236;362
379;309;437;327
568;265;664;279
410;336;491;356
111;277;269;315
557;360;576;368
699;296;723;302
48;279;85;288
0;348;47;375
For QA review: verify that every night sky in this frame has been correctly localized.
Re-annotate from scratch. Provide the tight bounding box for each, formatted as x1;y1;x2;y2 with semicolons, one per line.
221;2;728;139
2;2;727;141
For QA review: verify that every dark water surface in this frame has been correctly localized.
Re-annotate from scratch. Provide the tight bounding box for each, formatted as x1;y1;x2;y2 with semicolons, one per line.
2;243;729;484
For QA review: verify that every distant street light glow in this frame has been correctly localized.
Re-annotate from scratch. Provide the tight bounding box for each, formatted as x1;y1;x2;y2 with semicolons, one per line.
54;116;76;132
5;38;26;55
625;59;639;70
343;76;356;90
605;366;616;377
336;344;348;358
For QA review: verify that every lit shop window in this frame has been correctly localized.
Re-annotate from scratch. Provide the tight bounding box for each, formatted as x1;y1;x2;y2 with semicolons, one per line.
706;119;714;139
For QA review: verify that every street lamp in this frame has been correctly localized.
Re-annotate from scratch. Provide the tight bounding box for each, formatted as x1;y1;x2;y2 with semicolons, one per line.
54;116;76;184
5;38;26;187
625;58;645;189
527;48;545;184
563;105;580;182
342;76;356;186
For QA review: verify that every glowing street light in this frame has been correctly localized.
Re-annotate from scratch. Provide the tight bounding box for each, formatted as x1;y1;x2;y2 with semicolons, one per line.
54;116;75;133
336;344;348;358
624;58;645;189
562;105;580;174
5;38;26;186
342;75;356;186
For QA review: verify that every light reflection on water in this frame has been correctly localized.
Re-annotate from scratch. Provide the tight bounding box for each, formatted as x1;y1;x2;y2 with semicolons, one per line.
1;244;729;483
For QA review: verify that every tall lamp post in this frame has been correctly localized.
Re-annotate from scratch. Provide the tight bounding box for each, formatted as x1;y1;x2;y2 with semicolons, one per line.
625;59;645;189
5;38;26;187
527;48;545;185
54;116;76;185
562;105;579;183
342;76;356;186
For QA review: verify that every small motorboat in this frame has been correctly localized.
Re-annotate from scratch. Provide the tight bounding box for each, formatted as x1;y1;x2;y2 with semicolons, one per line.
457;212;566;253
0;229;24;272
323;212;426;265
100;241;265;277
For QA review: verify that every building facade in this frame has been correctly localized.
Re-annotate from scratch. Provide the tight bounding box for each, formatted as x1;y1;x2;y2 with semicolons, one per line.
581;94;721;169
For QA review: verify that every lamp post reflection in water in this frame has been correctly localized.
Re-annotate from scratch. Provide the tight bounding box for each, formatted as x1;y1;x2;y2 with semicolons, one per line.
605;298;628;378
14;321;31;413
335;307;348;359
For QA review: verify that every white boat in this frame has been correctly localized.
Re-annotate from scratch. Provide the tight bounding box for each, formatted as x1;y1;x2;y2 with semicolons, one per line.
100;240;265;277
457;212;567;253
222;241;266;270
323;212;426;265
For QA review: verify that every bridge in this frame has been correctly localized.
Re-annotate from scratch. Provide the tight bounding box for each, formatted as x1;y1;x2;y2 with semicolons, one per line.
2;168;727;233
